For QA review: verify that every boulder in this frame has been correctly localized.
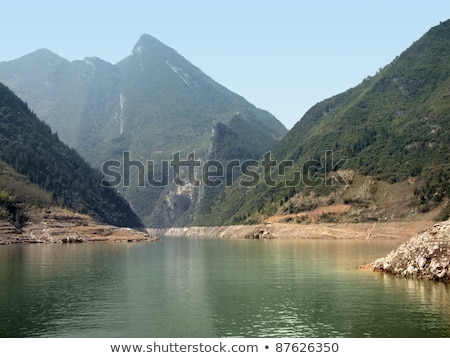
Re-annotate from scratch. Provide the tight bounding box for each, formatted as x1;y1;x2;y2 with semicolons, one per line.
244;226;273;240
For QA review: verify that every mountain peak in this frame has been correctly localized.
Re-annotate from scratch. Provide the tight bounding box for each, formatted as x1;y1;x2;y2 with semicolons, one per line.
132;34;176;56
19;48;67;64
0;32;287;228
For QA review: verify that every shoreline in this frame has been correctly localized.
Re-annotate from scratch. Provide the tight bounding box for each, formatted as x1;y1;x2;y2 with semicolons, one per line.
148;220;435;241
369;220;450;282
0;209;159;245
150;219;450;283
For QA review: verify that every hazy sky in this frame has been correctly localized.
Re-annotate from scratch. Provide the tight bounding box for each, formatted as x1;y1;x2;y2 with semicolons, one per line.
2;1;449;128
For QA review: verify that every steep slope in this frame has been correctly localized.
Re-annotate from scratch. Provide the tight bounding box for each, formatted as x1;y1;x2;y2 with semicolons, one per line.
274;19;450;180
112;35;285;163
0;160;155;244
197;19;450;225
0;160;52;228
0;35;287;227
0;83;143;229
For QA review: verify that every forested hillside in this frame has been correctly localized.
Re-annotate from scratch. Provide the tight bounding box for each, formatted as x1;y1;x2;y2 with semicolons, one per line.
0;83;143;228
193;20;450;225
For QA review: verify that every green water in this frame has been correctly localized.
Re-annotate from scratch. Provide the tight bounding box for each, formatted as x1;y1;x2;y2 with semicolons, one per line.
0;237;449;337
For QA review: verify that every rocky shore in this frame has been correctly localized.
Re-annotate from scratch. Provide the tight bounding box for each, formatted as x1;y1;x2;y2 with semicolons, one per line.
0;209;159;245
371;220;450;282
149;220;433;241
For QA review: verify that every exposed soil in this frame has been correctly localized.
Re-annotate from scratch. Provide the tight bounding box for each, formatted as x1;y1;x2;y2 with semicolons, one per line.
0;208;158;245
150;220;434;241
266;204;352;223
271;172;444;224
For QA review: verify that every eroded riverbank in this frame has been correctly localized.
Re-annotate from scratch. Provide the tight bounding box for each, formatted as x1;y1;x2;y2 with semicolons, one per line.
148;220;434;241
0;208;158;244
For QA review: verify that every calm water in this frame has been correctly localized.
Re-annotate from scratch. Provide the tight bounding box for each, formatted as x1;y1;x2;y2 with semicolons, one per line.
0;237;449;338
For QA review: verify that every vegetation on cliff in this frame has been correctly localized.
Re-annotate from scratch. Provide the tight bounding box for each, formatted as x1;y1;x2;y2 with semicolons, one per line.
192;20;450;226
0;83;143;229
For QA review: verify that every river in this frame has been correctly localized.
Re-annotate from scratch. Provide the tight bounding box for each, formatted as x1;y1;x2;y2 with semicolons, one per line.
0;237;449;337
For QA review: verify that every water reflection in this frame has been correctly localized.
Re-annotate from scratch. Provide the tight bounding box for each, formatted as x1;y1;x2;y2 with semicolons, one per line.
0;238;449;337
0;244;130;337
375;273;450;335
120;237;216;337
202;239;450;338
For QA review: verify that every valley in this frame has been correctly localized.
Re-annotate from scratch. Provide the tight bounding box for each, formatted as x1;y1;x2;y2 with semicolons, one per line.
0;20;449;285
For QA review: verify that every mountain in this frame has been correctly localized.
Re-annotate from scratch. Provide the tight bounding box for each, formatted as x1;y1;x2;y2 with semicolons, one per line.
0;35;287;227
0;82;144;229
0;49;122;153
194;19;450;225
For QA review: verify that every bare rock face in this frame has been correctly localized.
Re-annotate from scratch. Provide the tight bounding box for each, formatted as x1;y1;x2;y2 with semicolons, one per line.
372;221;450;281
244;226;274;240
0;222;23;242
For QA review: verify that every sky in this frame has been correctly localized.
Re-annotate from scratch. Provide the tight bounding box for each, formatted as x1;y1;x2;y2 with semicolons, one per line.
1;1;449;129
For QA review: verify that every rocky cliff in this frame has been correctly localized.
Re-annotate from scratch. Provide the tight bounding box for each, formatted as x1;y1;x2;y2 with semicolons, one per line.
372;221;450;281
